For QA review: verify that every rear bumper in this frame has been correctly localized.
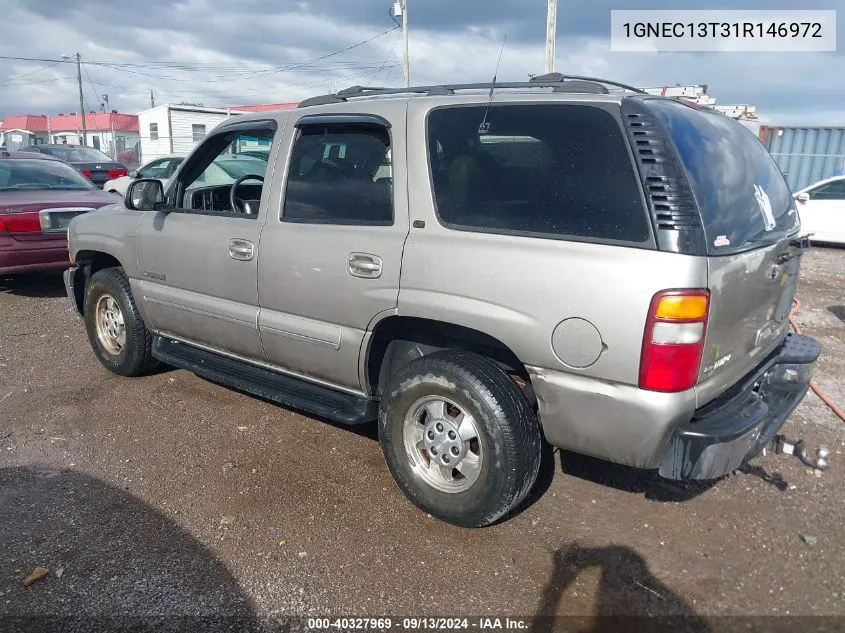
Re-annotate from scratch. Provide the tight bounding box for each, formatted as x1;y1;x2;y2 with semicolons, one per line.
659;332;820;480
0;234;71;275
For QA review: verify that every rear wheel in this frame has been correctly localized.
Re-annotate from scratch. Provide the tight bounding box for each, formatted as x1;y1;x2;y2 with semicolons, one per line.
83;267;157;376
378;350;541;527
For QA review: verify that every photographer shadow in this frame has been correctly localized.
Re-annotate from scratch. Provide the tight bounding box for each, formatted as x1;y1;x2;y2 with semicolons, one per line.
529;544;712;633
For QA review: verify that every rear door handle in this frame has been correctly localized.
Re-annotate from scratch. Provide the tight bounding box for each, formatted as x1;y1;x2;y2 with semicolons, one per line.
228;238;254;261
347;253;382;278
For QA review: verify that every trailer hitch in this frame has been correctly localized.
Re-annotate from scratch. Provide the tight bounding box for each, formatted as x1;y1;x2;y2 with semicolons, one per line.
770;434;829;470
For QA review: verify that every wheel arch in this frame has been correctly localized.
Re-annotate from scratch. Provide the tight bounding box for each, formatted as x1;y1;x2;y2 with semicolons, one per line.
364;315;532;401
70;250;125;316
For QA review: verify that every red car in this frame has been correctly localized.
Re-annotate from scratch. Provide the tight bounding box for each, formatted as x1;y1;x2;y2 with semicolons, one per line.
0;151;120;275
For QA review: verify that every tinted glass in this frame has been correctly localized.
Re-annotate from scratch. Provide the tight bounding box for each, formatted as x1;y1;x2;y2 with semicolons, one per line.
646;99;798;254
811;180;845;200
427;104;648;242
283;124;393;225
41;146;113;163
0;159;94;190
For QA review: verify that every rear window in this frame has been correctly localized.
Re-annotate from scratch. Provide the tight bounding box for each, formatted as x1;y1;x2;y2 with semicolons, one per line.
646;99;798;254
427;104;650;243
0;159;94;190
41;146;113;163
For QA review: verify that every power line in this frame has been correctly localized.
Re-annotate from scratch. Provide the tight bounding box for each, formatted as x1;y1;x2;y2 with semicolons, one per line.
86;25;400;83
81;57;106;111
0;61;61;85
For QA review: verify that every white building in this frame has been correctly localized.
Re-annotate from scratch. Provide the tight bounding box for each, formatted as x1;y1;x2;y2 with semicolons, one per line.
136;104;251;163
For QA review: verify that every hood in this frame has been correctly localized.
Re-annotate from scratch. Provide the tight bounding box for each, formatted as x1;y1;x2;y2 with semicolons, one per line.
0;189;120;213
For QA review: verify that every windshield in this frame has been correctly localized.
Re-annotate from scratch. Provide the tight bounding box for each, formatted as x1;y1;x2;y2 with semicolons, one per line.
646;99;798;254
0;159;94;190
41;146;113;163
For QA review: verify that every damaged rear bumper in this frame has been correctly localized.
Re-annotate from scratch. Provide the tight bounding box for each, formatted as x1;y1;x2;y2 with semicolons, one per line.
659;332;820;480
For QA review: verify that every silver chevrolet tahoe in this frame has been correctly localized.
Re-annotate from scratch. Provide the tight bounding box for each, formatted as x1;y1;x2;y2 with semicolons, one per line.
64;75;820;527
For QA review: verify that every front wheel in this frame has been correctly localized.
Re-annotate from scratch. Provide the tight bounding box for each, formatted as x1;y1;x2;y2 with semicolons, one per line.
83;267;158;376
378;350;541;527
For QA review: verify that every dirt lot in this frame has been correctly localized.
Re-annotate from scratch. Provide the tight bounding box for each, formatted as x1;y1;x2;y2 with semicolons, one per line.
1;248;844;631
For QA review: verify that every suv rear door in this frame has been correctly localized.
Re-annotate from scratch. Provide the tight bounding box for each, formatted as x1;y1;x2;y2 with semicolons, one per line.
644;99;802;404
256;108;408;391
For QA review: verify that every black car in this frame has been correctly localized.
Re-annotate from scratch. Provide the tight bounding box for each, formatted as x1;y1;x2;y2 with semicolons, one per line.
24;144;128;189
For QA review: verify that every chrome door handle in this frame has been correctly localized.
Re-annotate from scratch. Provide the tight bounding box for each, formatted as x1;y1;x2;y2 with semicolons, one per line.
347;253;382;278
228;238;254;261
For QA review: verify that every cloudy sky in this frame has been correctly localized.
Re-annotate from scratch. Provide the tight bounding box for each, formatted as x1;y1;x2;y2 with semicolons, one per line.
0;0;842;125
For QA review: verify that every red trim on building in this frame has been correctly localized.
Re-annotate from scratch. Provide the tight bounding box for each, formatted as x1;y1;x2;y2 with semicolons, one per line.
0;112;139;133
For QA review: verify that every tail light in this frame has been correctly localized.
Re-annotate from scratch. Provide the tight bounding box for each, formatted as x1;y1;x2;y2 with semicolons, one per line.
639;289;710;392
81;169;92;178
108;169;127;179
0;212;42;233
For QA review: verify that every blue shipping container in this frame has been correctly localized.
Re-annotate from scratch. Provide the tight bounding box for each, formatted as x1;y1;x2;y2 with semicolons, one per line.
759;126;845;192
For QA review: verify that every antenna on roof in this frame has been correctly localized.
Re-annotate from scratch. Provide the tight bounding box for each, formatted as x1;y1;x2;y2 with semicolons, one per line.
478;34;507;135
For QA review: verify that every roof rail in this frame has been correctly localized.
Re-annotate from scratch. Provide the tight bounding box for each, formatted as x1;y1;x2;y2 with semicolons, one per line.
296;75;647;108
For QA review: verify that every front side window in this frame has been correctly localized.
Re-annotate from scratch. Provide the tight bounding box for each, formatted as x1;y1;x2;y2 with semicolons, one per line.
0;159;94;190
427;104;649;242
809;180;845;201
149;123;159;141
174;128;275;216
282;122;393;225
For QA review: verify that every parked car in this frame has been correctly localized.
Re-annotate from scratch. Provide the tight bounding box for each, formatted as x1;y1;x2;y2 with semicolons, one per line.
236;149;271;161
104;155;184;196
793;175;845;246
0;151;119;275
24;144;128;189
63;76;819;527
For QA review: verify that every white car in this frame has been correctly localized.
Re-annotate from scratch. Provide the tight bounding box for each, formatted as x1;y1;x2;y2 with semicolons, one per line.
794;175;845;245
104;155;184;196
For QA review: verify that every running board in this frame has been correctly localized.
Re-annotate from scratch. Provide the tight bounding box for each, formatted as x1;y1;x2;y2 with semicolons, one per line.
151;336;378;425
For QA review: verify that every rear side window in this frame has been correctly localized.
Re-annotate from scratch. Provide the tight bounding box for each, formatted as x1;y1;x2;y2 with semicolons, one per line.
427;104;649;243
646;99;798;253
282;123;393;225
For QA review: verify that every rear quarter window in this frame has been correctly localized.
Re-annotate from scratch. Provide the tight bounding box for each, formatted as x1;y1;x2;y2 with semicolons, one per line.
426;104;650;243
645;99;798;254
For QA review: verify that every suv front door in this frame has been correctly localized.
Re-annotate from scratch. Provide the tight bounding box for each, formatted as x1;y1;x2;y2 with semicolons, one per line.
135;118;281;360
257;110;408;391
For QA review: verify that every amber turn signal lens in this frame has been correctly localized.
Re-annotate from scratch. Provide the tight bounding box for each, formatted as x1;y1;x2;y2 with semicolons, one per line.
654;294;708;320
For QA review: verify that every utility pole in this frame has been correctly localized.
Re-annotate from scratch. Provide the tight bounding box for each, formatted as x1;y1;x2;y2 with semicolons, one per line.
401;0;409;87
150;89;155;109
75;53;87;145
545;0;557;74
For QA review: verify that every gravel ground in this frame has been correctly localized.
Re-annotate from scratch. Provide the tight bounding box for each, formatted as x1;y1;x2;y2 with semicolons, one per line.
1;248;844;631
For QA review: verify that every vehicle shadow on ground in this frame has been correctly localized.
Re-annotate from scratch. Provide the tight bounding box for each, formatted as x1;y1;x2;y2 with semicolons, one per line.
0;466;265;632
0;272;67;298
528;544;712;633
828;305;845;323
557;451;717;502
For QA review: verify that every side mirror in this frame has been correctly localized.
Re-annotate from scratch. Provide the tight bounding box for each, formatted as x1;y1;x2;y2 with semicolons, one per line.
127;169;138;178
797;192;810;203
125;178;166;211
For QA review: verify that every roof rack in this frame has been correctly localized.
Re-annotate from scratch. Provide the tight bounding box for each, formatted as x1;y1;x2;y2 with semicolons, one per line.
297;74;647;107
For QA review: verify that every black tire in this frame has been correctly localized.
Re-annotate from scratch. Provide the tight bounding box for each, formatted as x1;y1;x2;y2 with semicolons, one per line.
83;267;158;377
378;350;541;528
